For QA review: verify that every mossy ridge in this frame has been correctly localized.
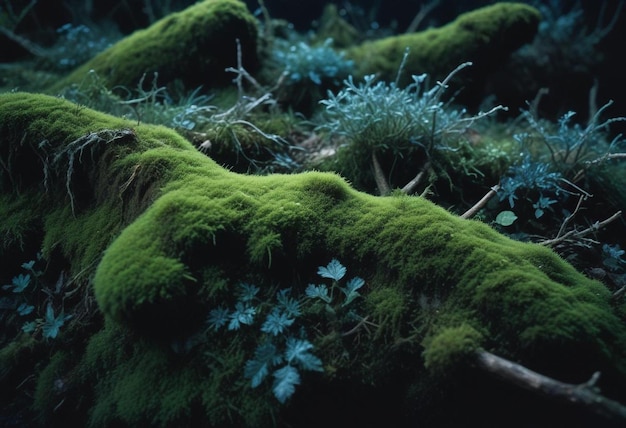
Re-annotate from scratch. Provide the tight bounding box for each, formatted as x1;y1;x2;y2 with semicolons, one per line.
346;2;541;84
2;92;626;425
46;0;259;94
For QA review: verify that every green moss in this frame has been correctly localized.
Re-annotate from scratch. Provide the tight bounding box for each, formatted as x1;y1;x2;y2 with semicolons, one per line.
46;0;259;93
422;324;483;373
347;2;540;83
365;286;407;340
3;91;626;426
33;351;69;419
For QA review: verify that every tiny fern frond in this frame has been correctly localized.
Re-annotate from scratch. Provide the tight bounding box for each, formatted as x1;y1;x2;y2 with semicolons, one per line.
272;365;300;403
285;337;323;372
305;284;331;303
245;342;282;388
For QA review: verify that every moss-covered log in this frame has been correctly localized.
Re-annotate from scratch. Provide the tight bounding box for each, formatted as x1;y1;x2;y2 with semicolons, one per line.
46;0;259;94
347;3;541;85
1;92;625;427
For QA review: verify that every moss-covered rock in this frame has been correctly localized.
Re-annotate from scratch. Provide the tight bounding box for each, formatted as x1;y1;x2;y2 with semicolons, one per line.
46;0;259;94
347;2;541;85
1;91;625;426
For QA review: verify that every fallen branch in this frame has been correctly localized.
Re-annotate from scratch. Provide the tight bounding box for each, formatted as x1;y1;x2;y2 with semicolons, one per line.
461;184;500;219
474;349;626;421
0;25;48;58
539;211;622;247
401;161;431;195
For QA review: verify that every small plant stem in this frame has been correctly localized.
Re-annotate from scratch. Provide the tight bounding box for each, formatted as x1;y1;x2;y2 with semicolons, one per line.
372;151;391;195
539;210;622;247
401;161;431;195
461;184;500;219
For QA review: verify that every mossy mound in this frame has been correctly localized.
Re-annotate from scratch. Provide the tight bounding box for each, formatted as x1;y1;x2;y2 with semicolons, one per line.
1;92;625;426
46;0;259;94
347;2;541;85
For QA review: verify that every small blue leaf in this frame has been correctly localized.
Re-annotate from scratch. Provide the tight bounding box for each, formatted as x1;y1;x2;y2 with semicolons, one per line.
207;306;229;331
228;302;256;330
317;259;346;281
17;303;34;316
261;309;294;336
237;283;260;302
245;342;282;388
3;274;30;293
272;365;300;403
276;288;301;317
305;284;331;303
341;276;365;306
285;337;323;372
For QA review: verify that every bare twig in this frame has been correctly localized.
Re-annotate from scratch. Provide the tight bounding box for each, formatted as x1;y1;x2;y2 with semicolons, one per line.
0;25;47;57
585;152;626;166
461;184;500;219
401;161;431;195
539;211;622;247
474;349;626;422
405;0;440;33
372;151;391;196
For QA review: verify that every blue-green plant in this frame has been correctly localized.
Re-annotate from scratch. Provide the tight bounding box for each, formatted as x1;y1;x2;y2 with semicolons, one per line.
207;282;321;403
1;253;72;340
602;244;626;272
306;258;364;309
516;101;626;176
49;23;119;71
205;259;364;403
272;38;354;86
317;55;505;194
497;154;563;210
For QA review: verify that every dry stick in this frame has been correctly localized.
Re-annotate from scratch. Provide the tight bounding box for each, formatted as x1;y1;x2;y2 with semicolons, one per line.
461;184;500;219
474;350;626;422
0;26;47;57
372;151;391;196
586;152;626;166
405;0;440;33
539;210;622;247
401;161;431;195
552;193;586;242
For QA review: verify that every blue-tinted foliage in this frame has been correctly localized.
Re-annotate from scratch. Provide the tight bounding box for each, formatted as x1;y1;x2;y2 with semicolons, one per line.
261;308;295;336
602;244;626;272
284;337;323;372
2;273;30;293
207;306;229;331
273;38;354;86
228;302;256;330
275;288;301;317
305;283;331;303
317;258;346;281
42;304;72;339
340;276;365;306
498;155;562;208
272;365;300;404
244;341;283;388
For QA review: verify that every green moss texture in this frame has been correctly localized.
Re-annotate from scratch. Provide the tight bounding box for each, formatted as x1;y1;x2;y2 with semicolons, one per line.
47;0;259;93
2;91;625;426
347;2;541;83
